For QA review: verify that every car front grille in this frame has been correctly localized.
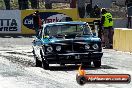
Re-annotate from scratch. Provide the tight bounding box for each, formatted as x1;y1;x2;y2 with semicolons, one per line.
61;42;85;53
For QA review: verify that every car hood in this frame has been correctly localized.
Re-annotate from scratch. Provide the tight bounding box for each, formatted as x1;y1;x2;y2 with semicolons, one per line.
41;35;101;44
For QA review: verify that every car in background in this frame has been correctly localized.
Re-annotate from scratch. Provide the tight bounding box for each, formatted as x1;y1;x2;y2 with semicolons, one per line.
32;21;103;69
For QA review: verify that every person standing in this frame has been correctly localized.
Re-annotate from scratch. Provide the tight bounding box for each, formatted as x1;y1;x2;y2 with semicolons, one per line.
89;5;101;18
32;11;42;38
125;0;132;28
18;0;23;10
45;0;52;9
30;0;39;9
101;9;114;49
18;0;29;10
86;3;92;17
3;0;10;10
93;5;101;18
23;0;29;9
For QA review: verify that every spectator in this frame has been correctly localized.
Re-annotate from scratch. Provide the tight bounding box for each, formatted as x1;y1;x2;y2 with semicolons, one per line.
18;0;29;10
101;9;114;49
70;0;76;8
18;0;23;10
32;10;42;38
90;5;101;18
45;0;52;9
125;0;132;5
4;0;10;10
30;0;39;9
125;0;132;28
86;3;92;17
23;0;29;9
93;5;101;18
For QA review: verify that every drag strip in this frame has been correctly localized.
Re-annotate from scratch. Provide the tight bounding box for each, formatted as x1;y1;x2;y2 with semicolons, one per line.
0;37;132;88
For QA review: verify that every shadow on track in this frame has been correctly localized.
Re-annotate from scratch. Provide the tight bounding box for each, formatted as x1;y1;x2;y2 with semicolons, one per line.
0;34;35;38
48;64;117;71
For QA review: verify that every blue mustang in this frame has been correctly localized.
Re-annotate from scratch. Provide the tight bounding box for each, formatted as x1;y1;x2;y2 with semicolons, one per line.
32;21;103;69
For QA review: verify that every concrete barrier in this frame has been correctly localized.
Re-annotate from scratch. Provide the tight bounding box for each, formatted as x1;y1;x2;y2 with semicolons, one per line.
113;28;132;52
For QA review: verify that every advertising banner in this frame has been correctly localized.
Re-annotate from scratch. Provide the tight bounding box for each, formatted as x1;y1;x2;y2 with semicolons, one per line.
21;9;78;34
0;10;21;34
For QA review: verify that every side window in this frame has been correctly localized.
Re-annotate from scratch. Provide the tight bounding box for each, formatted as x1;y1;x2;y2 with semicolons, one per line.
83;24;92;34
44;27;50;36
77;25;83;32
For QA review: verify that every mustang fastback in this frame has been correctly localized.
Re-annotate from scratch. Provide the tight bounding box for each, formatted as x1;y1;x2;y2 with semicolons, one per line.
32;21;103;69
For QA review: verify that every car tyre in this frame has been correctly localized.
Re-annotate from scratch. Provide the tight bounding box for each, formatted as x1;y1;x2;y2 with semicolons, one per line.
42;59;49;70
40;49;44;59
33;48;42;67
36;57;42;67
93;60;101;67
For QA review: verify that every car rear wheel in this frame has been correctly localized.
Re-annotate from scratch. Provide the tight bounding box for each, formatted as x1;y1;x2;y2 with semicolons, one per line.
93;60;101;67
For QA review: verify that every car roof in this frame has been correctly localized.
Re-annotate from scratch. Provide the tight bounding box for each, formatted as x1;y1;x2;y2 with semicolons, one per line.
43;21;87;26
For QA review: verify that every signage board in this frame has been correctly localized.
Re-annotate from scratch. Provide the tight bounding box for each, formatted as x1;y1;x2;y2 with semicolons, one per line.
21;9;78;34
0;10;21;33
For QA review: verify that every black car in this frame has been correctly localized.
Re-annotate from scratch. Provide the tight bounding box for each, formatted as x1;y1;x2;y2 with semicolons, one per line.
32;21;103;69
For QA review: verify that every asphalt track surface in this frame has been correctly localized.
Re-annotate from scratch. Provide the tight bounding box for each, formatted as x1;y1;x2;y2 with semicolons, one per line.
0;35;132;88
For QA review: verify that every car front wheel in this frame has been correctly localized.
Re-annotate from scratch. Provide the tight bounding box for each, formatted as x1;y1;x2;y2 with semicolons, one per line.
93;60;101;67
36;57;42;67
42;59;49;70
33;48;42;67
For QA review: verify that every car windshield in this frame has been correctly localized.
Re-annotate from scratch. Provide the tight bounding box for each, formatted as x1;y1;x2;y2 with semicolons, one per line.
44;24;92;37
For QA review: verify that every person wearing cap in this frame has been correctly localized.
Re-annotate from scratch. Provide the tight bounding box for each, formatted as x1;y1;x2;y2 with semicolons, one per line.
101;9;114;49
32;11;42;38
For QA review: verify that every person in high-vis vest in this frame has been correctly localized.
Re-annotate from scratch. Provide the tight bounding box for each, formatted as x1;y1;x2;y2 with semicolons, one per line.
101;9;114;49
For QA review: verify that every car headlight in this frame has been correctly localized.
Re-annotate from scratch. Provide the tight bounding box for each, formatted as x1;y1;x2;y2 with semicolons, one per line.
92;44;99;50
85;44;90;50
47;46;53;52
56;46;61;51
